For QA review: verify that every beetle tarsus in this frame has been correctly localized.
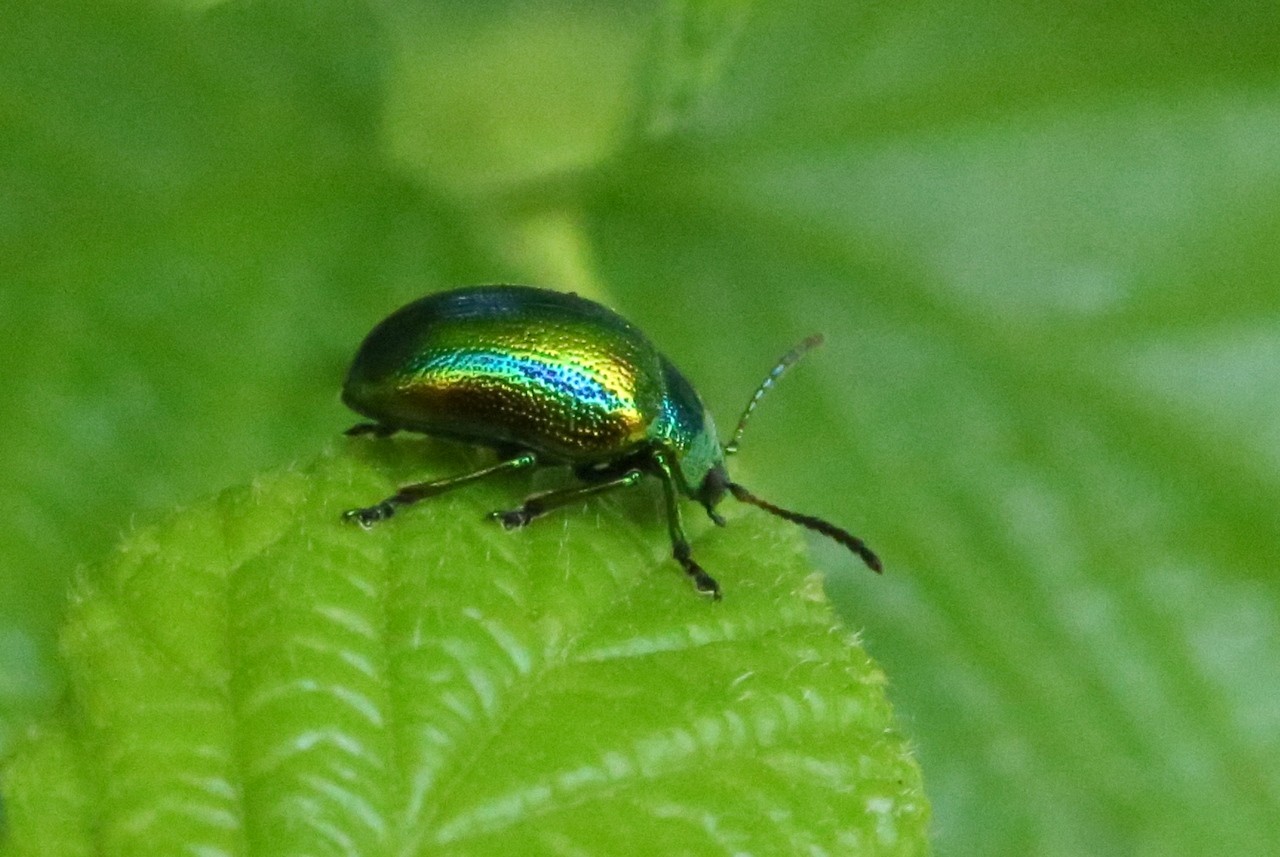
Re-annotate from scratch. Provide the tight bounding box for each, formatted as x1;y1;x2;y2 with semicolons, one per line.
489;508;534;529
674;542;722;600
343;502;394;528
688;562;722;600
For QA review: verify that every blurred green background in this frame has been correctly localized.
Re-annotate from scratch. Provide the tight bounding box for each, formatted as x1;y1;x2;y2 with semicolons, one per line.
3;0;1278;854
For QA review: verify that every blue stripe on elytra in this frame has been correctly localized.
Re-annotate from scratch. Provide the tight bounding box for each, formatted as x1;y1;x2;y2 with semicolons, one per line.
428;350;624;410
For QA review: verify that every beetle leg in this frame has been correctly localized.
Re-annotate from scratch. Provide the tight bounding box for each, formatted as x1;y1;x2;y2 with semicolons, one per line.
343;452;537;527
344;422;398;437
490;469;643;529
651;449;721;600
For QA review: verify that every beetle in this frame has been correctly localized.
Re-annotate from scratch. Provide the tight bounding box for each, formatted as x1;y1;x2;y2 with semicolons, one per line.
340;285;880;598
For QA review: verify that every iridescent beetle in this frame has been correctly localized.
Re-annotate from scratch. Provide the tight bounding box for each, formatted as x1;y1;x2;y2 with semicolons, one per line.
341;285;880;598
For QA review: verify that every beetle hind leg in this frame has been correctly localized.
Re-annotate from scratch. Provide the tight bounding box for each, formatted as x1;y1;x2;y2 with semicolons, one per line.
343;451;537;527
489;469;643;530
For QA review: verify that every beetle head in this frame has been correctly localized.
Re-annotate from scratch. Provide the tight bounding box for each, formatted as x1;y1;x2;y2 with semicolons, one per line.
697;462;732;525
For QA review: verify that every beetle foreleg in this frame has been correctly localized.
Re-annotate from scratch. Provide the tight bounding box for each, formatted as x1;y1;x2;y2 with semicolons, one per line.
343;451;537;527
652;449;721;600
489;469;643;529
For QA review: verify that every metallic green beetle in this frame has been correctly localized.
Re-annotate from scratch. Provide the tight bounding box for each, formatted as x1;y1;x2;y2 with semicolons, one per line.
341;285;880;598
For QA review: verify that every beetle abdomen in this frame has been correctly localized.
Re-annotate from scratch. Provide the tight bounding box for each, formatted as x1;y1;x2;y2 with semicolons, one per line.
342;287;665;461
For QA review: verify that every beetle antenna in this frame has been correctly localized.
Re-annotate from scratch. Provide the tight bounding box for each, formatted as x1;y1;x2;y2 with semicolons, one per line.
727;481;882;573
725;333;824;455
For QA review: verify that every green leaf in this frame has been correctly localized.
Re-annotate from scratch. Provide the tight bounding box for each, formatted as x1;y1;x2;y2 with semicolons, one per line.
1;442;926;854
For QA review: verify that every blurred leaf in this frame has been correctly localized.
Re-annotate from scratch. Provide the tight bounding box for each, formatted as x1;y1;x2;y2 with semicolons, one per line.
583;4;1280;856
0;0;492;741
2;443;926;854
